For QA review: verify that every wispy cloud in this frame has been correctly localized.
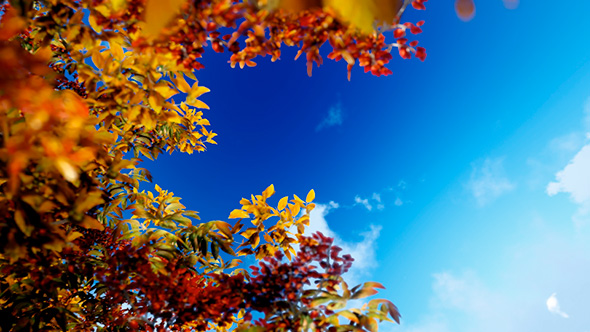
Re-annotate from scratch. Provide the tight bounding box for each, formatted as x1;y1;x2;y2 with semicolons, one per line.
584;97;590;132
546;293;569;318
547;145;590;203
430;271;498;318
304;202;381;285
354;195;372;211
354;193;386;211
316;102;343;131
352;180;409;211
466;157;515;206
547;144;590;226
395;226;590;332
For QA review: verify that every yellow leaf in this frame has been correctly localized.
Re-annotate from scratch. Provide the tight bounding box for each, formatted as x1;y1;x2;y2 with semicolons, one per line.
110;41;125;61
174;74;192;93
290;203;301;217
56;158;79;182
14;210;31;236
263;233;273;243
191;99;209;110
80;216;105;231
66;231;84;242
110;0;127;11
95;5;111;17
189;86;210;100
143;0;187;36
229;209;249;219
278;196;288;211
148;93;163;113
88;14;102;33
263;184;275;198
215;220;233;238
352;286;379;299
293;194;304;205
154;84;178;99
323;0;402;33
306;189;315;203
91;50;104;70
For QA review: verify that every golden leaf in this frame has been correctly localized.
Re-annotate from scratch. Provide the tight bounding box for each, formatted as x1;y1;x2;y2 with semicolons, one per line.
56;158;79;182
229;209;249;219
110;42;125;61
88;14;102;33
80;216;105;231
110;0;127;11
290;203;301;217
191;99;209;110
215;220;234;238
323;0;402;33
306;189;315;203
262;184;275;198
277;196;288;211
189;86;211;100
66;231;84;242
174;74;192;93
143;0;187;36
14;210;30;236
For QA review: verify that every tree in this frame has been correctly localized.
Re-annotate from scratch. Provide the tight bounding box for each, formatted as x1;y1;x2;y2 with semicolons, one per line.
0;0;426;330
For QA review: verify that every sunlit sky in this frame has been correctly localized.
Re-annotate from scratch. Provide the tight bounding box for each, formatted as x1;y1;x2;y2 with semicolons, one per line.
145;1;590;331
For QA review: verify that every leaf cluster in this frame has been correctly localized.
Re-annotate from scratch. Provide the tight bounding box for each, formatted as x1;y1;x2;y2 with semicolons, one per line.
0;0;425;330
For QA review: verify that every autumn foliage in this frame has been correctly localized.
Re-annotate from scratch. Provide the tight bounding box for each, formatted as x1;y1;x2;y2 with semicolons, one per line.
0;0;426;330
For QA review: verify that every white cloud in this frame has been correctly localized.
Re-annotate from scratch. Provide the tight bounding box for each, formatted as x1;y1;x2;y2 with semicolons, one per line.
584;97;590;131
354;192;387;211
305;202;381;284
547;145;590;203
398;180;407;190
316;102;343;131
546;293;569;318
395;228;590;332
466;157;515;206
547;144;590;225
548;132;587;154
394;197;403;206
372;193;385;210
396;270;508;332
372;192;381;202
431;271;496;316
354;195;373;211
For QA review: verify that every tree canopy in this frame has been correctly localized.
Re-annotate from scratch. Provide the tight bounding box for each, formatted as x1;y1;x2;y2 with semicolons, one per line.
0;0;427;330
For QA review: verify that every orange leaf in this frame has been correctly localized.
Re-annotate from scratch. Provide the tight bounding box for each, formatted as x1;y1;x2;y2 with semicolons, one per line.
215;220;234;238
278;0;322;12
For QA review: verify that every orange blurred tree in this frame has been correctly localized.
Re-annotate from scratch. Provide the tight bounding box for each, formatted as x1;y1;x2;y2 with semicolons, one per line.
0;0;426;330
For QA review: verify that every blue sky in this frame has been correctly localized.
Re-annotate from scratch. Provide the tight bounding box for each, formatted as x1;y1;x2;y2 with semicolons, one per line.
144;1;590;331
